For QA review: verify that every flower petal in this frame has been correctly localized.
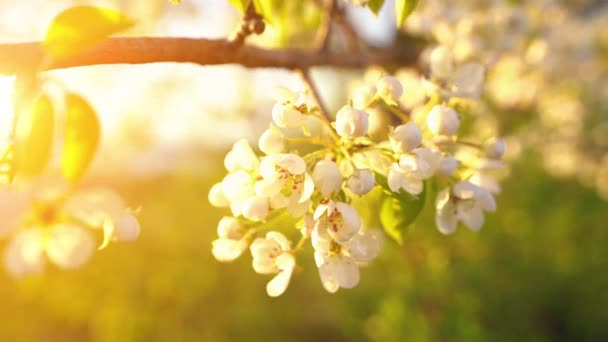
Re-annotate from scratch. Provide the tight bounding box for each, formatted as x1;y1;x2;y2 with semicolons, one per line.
46;224;95;270
266;268;293;297
4;229;46;277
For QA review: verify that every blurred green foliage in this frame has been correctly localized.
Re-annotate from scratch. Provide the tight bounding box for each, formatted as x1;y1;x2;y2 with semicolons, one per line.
0;149;606;341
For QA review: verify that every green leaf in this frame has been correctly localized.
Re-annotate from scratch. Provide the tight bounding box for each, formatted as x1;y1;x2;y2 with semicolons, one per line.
253;0;276;24
367;0;385;16
395;0;418;27
169;0;181;3
377;173;426;244
44;6;134;59
228;0;251;12
13;94;55;177
61;93;101;182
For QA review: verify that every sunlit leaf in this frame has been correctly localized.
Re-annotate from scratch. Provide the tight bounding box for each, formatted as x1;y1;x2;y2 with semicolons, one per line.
13;93;55;177
228;0;251;13
395;0;418;27
44;6;134;59
61;93;101;182
253;0;277;24
367;0;385;16
377;173;426;244
169;0;181;3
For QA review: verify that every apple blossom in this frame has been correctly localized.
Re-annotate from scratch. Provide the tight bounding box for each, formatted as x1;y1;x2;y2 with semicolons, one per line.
335;105;369;138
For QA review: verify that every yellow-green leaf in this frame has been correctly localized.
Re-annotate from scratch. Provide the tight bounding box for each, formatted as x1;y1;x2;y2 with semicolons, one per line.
61;93;101;182
44;6;134;59
395;0;418;27
13;94;55;177
253;0;276;23
228;0;251;12
377;173;426;245
169;0;181;3
367;0;385;16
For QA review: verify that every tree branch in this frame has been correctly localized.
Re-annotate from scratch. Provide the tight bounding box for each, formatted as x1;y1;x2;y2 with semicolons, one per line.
0;37;421;75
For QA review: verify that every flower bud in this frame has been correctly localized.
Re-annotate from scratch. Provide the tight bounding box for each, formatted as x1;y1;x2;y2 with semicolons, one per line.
113;213;141;242
437;156;459;177
485;138;506;159
217;216;243;240
389;123;422;153
312;160;343;197
347;169;375;195
241;197;269;222
427;105;460;136
430;45;454;79
258;127;285;155
352;85;377;109
376;76;403;105
335;105;369;138
272;103;306;128
209;182;229;207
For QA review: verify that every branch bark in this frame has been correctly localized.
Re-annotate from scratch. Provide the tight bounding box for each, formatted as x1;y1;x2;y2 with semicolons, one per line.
0;37;421;75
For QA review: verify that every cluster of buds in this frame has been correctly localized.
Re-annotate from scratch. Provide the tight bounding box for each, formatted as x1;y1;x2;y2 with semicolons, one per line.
210;64;507;296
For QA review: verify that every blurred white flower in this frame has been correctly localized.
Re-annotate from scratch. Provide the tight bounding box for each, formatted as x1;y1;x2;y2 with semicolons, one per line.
435;180;496;234
376;76;403;106
312;160;343;197
351;84;377;109
387;151;435;195
335;105;369;139
224;139;259;173
427;105;460;136
485;138;506;159
390;123;422;154
0;181;138;277
430;46;454;80
250;231;295;297
347;168;375;195
258;126;285;155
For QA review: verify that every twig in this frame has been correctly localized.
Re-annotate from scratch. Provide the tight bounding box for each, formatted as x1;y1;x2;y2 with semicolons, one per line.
314;0;337;52
0;37;421;76
230;3;265;46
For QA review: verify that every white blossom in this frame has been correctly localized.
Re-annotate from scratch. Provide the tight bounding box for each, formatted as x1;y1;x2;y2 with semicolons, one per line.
312;160;343;197
313;200;361;243
335;105;369;138
427;105;460;136
376;76;403;105
352;85;377;109
255;154;314;217
430;45;454;79
387;151;435;195
250;232;295;297
312;226;381;293
347;169;375;195
437;156;459;177
485;138;506;159
390;123;422;154
208;182;230;208
224;139;259;173
435;181;497;234
212;217;247;262
258;126;285;155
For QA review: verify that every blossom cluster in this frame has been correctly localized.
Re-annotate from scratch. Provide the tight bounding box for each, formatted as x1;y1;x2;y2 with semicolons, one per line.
404;0;608;200
209;52;507;296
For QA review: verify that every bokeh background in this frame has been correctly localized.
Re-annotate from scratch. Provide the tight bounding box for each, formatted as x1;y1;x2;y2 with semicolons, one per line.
0;0;607;341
